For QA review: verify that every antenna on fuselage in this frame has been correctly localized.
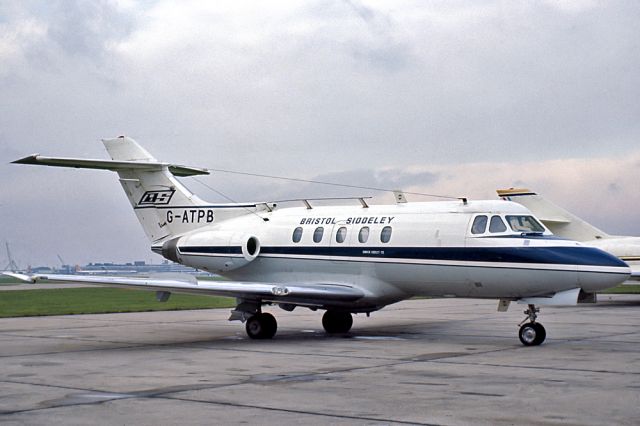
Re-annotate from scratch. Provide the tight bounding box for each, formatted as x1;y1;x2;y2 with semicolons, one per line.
393;190;408;204
202;168;462;201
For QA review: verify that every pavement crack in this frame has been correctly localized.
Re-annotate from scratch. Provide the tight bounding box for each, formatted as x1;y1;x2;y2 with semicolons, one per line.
156;394;442;426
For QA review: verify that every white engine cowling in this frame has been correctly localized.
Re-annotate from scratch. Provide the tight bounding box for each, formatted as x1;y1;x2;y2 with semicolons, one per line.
163;231;261;273
228;234;261;270
214;234;261;272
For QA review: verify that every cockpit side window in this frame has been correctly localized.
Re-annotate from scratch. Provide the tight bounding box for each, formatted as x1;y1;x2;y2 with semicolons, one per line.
489;215;507;233
506;215;545;233
471;215;488;234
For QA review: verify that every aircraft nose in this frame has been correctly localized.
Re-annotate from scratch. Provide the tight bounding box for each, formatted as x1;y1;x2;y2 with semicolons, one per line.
576;248;630;292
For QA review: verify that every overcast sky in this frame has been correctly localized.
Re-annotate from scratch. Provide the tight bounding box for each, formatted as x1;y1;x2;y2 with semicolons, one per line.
2;0;639;267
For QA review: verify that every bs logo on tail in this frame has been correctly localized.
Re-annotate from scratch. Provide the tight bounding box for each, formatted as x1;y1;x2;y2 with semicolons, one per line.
138;190;175;206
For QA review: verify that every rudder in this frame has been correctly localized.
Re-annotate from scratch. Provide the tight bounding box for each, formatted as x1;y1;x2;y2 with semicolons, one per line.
103;137;210;242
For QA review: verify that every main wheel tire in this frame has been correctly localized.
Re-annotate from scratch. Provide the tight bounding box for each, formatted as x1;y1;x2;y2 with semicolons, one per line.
246;313;277;339
519;322;545;346
532;322;546;345
322;311;353;334
261;312;277;339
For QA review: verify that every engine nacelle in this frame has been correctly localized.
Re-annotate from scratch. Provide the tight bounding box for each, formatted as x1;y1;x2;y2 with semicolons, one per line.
226;233;261;271
161;231;261;273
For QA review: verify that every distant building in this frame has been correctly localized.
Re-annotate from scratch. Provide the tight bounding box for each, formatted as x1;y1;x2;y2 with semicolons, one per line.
52;260;214;276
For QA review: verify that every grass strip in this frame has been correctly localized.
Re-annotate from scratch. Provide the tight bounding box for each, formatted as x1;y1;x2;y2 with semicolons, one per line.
0;287;234;317
1;277;638;318
600;284;640;294
0;276;23;286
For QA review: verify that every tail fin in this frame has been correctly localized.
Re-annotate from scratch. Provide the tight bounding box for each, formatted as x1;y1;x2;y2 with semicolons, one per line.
103;136;212;242
497;188;609;242
13;136;256;243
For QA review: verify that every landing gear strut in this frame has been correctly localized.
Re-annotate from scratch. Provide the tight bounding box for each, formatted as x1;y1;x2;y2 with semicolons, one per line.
245;312;278;339
322;310;353;334
518;304;546;346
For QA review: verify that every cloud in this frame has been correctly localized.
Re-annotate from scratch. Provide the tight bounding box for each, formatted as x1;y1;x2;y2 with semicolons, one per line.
373;151;640;236
195;149;640;237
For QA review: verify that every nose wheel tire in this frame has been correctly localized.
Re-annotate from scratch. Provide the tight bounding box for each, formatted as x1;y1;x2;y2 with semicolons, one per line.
519;322;546;346
322;310;353;334
246;312;277;339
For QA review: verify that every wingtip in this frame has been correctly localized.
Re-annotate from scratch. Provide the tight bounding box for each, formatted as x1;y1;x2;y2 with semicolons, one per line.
11;154;40;165
2;272;36;283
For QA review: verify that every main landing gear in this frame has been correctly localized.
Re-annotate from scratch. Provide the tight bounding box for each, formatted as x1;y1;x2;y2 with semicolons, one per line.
322;310;353;334
518;304;546;346
241;309;354;339
245;312;277;339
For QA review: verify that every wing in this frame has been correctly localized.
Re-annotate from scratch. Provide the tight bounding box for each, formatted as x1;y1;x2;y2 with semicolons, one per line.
3;272;365;306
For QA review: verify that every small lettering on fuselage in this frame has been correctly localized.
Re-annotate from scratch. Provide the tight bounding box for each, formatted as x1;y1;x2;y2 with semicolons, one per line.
299;216;395;225
363;250;385;255
167;209;215;224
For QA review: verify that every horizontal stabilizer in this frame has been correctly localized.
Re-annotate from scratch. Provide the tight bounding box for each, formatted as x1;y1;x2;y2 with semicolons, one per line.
12;154;209;177
496;188;537;197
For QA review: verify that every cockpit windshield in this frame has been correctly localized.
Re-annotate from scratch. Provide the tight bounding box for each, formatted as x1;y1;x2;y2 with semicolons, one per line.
505;215;545;234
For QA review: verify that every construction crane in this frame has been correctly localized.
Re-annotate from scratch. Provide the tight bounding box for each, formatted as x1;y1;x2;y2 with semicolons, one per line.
4;242;19;272
56;254;72;274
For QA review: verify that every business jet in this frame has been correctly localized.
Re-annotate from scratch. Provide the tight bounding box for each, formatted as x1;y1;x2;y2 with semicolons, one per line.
6;137;630;346
497;188;640;282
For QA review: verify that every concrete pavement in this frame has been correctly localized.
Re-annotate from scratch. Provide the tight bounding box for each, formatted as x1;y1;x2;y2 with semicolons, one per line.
1;296;639;425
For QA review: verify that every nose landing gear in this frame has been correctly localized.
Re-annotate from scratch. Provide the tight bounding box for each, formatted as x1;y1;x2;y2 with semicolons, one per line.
518;304;546;346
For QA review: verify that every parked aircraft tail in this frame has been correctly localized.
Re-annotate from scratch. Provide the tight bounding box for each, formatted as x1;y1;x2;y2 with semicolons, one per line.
496;188;609;242
12;136;259;243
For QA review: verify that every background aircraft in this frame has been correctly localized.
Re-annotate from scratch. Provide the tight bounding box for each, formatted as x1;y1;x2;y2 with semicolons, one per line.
6;137;630;346
497;188;639;283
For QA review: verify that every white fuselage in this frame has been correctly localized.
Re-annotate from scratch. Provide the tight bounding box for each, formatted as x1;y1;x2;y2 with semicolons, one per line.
159;200;629;311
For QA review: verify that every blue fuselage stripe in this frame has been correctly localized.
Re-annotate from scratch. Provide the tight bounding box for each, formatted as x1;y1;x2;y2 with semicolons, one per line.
178;245;627;267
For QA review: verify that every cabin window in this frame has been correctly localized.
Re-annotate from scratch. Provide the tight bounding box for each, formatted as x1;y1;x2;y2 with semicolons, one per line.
506;215;545;233
358;226;370;243
471;215;487;234
489;215;507;233
380;226;392;243
292;227;303;243
313;226;324;243
336;226;347;243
